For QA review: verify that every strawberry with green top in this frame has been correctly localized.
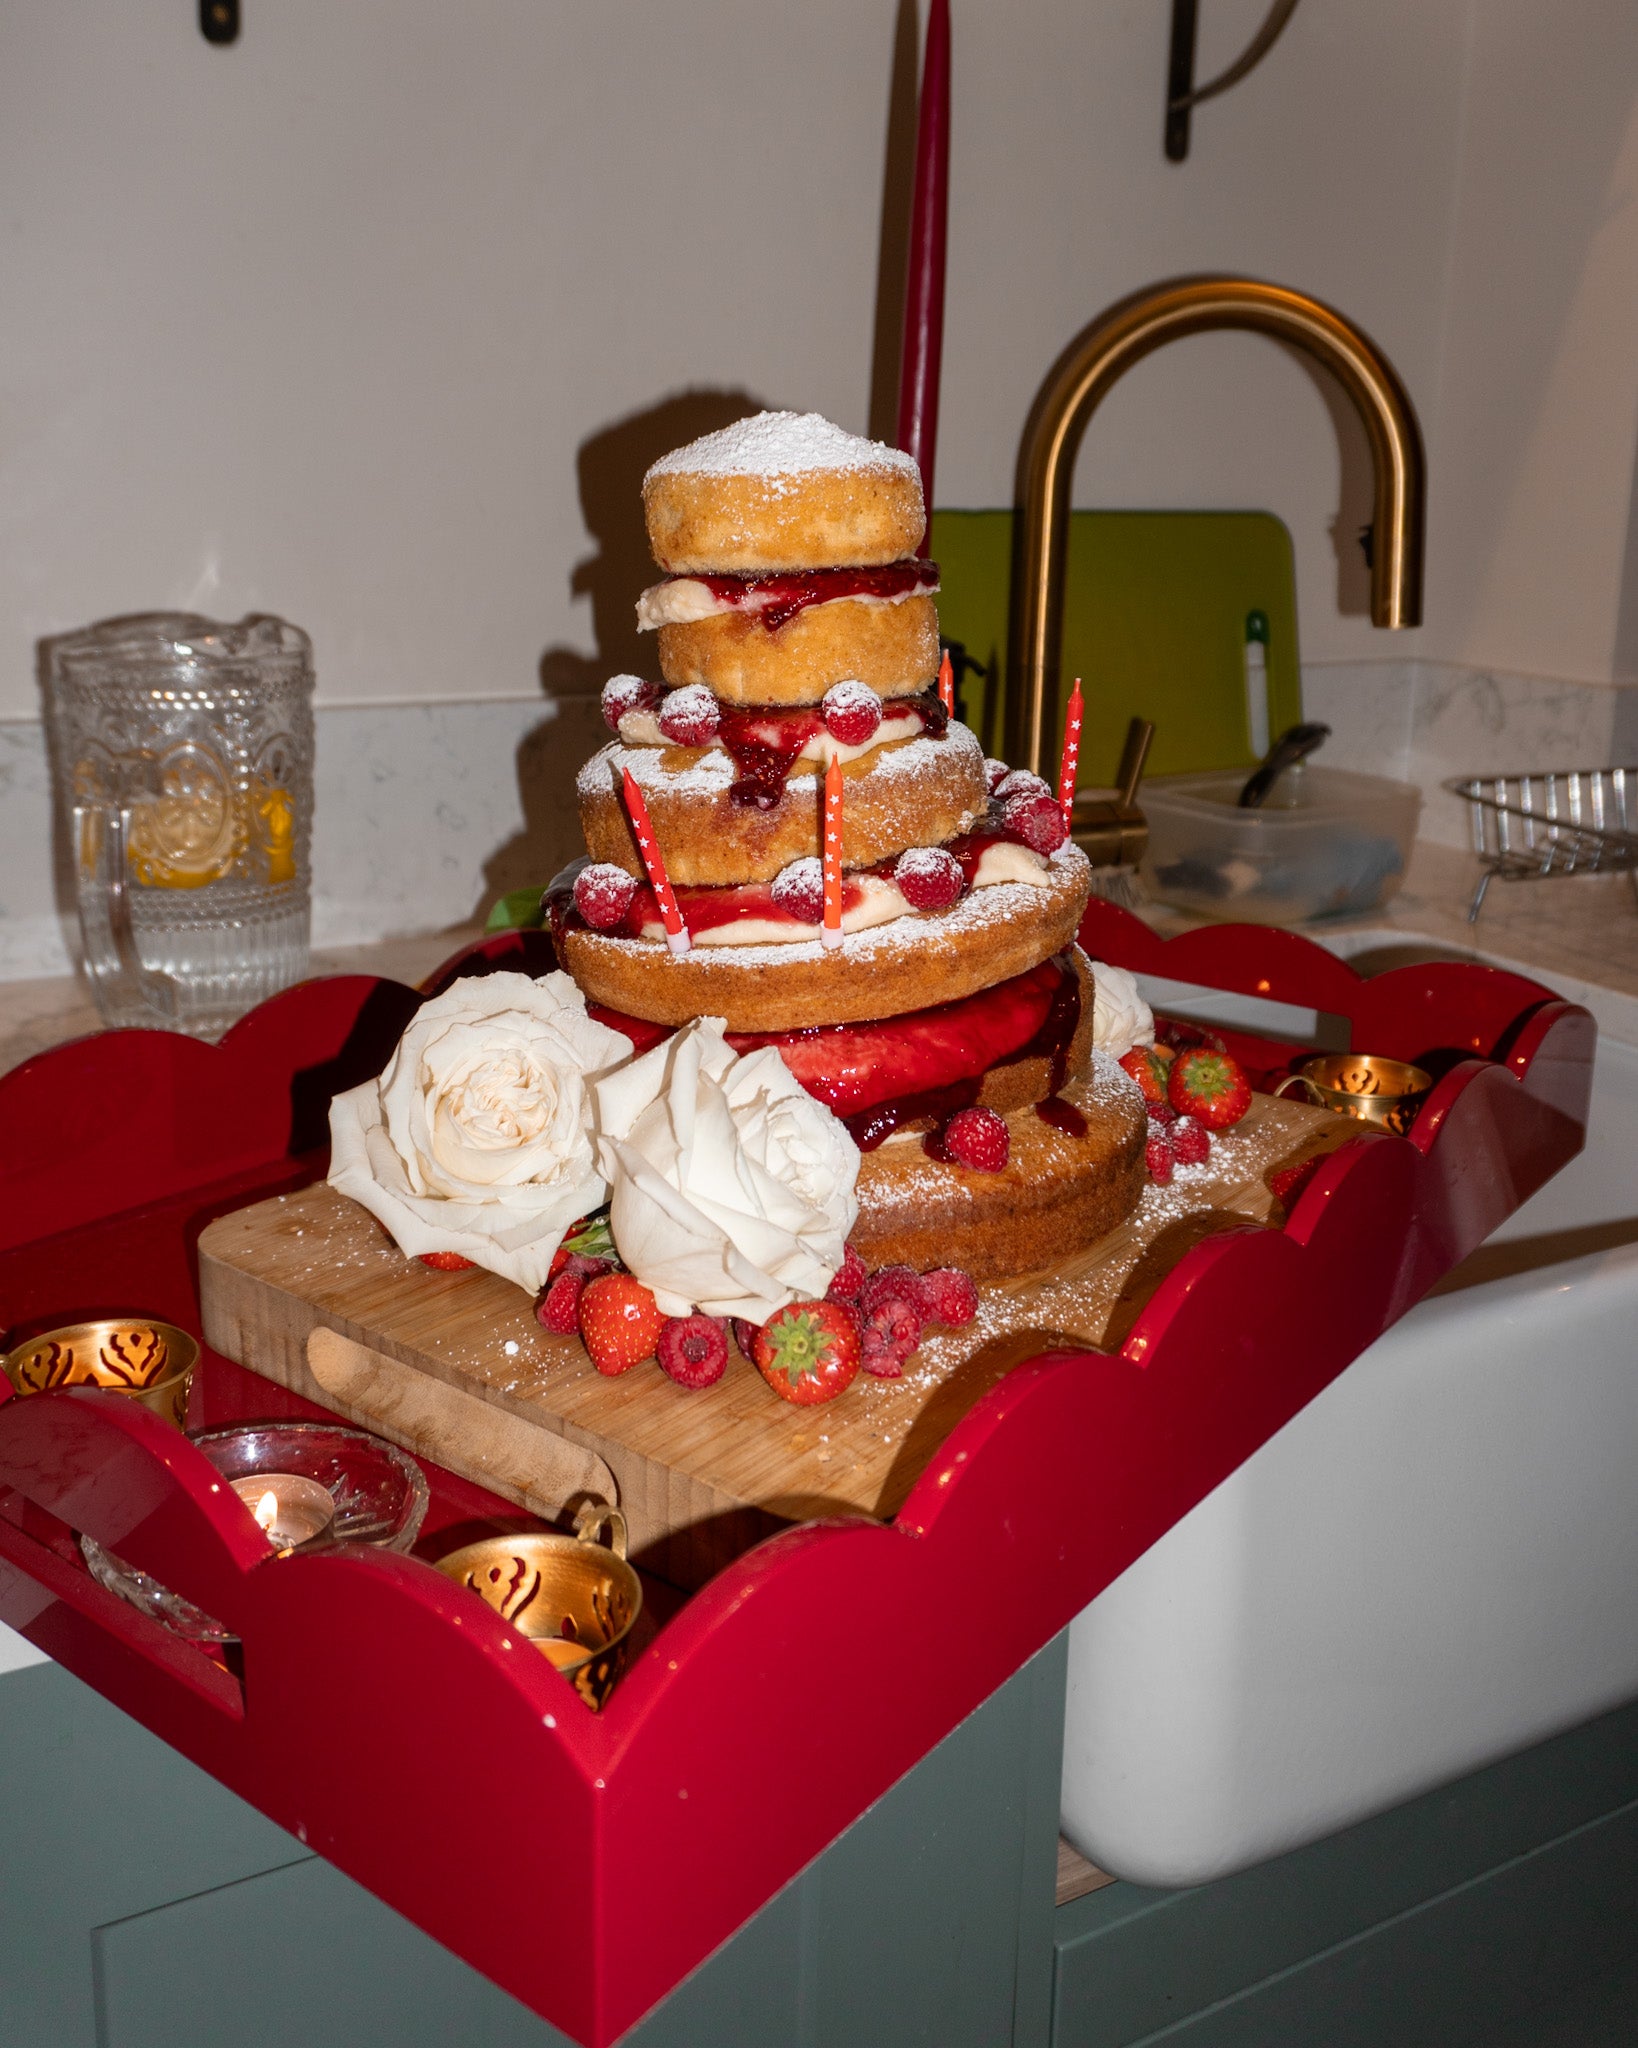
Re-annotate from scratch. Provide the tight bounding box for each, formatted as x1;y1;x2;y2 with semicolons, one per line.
752;1300;860;1406
548;1210;617;1283
578;1273;664;1375
1167;1047;1252;1130
1118;1043;1175;1109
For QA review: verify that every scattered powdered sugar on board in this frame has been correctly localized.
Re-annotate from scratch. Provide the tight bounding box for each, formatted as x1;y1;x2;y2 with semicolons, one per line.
645;412;921;483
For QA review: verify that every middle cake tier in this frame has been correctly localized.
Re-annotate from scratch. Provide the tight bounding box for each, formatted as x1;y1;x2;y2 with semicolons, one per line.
579;721;991;887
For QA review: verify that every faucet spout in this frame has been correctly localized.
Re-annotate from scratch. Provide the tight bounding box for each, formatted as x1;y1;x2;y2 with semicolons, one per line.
1006;274;1426;783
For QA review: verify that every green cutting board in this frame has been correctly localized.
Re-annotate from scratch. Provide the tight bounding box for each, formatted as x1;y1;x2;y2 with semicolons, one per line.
927;509;1302;784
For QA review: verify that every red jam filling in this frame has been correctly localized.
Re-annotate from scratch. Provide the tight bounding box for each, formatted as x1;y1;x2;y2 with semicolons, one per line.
586;953;1084;1149
681;559;937;634
713;687;947;810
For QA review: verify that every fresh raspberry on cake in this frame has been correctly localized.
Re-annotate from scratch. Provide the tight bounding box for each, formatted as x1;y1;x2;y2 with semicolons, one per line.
821;680;883;747
769;855;825;923
657;683;721;747
1001;789;1069;854
573;862;639;930
893;845;966;913
942;1106;1010;1172
994;768;1052;803
984;757;1011;793
601;674;663;731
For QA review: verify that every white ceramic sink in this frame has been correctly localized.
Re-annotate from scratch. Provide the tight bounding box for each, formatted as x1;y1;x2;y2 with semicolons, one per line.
1060;1023;1638;1890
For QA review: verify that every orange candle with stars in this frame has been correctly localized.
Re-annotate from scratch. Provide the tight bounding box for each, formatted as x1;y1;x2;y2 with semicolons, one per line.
821;754;844;949
1058;677;1084;827
937;648;955;716
621;767;690;954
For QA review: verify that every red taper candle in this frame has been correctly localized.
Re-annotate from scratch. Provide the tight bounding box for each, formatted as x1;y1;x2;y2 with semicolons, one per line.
621;767;690;954
937;647;955;716
821;754;845;950
1058;678;1084;827
895;0;950;538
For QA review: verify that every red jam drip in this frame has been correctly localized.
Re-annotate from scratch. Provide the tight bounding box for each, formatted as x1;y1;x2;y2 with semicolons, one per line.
1035;1095;1088;1138
583;954;1082;1147
685;559;937;634
717;688;946;810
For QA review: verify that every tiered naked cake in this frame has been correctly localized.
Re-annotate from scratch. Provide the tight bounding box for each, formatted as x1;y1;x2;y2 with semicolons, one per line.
549;411;1147;1284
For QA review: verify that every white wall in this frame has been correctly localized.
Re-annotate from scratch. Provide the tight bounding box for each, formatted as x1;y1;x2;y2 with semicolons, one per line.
3;1;1638;967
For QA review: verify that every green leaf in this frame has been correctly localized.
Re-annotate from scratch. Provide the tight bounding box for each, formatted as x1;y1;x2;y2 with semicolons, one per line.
485;888;546;934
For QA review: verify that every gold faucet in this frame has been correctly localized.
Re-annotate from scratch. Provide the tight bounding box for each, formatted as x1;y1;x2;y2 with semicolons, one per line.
1005;275;1426;864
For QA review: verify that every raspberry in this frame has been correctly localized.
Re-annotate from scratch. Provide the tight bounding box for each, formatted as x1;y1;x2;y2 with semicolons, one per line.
821;680;883;747
732;1317;760;1359
893;845;966;913
994;768;1052;803
1170;1116;1210;1165
1146;1126;1175;1185
919;1267;978;1327
537;1270;585;1334
1001;790;1069;855
984;757;1012;794
1147;1099;1178;1125
941;1106;1010;1173
573;862;639;931
769;856;825;923
657;684;721;747
417;1251;475;1271
601;674;663;731
656;1313;729;1389
861;1296;922;1377
859;1264;927;1319
825;1243;867;1304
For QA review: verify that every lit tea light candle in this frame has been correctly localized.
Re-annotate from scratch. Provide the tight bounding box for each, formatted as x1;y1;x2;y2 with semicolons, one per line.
232;1472;335;1549
1058;677;1083;827
821;754;845;949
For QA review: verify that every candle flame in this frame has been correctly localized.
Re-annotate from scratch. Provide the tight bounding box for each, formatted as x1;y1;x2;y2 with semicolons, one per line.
254;1489;279;1533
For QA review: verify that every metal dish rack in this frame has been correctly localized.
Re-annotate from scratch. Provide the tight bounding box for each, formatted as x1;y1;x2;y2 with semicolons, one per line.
1449;767;1638;920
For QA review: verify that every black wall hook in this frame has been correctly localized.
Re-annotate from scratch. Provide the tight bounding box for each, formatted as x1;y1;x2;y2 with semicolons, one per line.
1165;0;1301;161
200;0;239;45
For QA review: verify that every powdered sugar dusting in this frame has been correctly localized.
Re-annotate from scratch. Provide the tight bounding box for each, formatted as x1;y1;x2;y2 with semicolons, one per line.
578;723;987;806
645;412;921;483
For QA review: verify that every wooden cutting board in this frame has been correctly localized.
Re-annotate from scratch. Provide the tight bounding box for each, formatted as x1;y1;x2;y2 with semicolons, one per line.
198;1094;1340;1588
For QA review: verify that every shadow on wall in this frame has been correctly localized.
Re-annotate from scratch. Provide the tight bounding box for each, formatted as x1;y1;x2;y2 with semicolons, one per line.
478;390;766;920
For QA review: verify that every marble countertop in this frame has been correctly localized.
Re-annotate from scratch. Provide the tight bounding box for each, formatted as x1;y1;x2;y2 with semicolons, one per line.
3;836;1635;1083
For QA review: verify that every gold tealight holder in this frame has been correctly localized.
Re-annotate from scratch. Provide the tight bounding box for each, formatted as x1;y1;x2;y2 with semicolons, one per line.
1273;1053;1433;1137
2;1319;199;1430
435;1503;639;1712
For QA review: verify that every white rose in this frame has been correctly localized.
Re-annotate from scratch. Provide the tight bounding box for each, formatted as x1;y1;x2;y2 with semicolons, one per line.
591;1017;859;1321
1090;961;1155;1061
327;971;631;1293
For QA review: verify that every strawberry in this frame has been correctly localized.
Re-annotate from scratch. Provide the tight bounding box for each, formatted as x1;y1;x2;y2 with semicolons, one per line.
578;1274;664;1375
861;1296;922;1377
656;1314;729;1388
1118;1043;1174;1109
547;1211;617;1282
752;1301;861;1405
919;1266;978;1328
942;1106;1010;1172
893;846;966;913
825;1243;868;1305
657;684;721;747
731;1317;760;1359
1145;1126;1175;1185
601;674;663;731
537;1270;586;1334
1169;1115;1211;1166
821;680;883;747
1268;1157;1322;1210
1000;789;1069;855
417;1250;475;1271
573;863;639;931
769;856;825;923
1168;1047;1252;1129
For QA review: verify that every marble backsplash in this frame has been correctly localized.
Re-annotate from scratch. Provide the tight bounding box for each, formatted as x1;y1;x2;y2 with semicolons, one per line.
1;659;1634;982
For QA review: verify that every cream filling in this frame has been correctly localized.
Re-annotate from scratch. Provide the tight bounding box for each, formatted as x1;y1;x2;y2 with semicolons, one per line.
617;706;922;766
635;576;936;631
635;843;1048;947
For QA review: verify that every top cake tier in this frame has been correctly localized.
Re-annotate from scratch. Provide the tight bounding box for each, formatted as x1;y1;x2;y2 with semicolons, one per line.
643;411;925;574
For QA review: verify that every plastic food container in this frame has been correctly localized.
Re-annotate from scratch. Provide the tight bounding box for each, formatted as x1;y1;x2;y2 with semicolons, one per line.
1141;764;1422;925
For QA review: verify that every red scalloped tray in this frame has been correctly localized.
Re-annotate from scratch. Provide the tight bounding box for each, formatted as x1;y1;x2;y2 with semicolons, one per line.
0;906;1594;2046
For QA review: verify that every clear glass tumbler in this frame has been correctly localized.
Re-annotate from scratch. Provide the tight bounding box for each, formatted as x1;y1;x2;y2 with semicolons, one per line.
46;613;315;1038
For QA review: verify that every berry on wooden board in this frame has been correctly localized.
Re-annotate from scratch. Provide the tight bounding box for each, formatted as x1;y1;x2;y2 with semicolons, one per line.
861;1296;921;1377
1168;1048;1252;1129
1118;1043;1175;1109
1145;1127;1175;1185
825;1244;867;1304
578;1274;664;1375
919;1267;978;1328
417;1251;475;1272
1169;1115;1211;1165
537;1270;586;1334
752;1301;861;1405
656;1314;729;1389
